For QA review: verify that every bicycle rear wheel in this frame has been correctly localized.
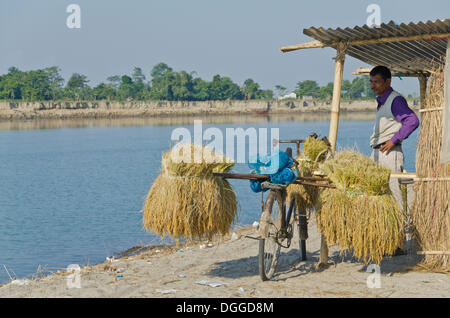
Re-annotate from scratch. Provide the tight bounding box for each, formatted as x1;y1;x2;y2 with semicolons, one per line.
258;190;283;281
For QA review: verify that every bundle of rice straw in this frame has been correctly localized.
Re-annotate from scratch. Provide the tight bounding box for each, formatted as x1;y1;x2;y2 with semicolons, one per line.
287;136;329;213
317;151;405;264
142;143;238;241
411;68;449;272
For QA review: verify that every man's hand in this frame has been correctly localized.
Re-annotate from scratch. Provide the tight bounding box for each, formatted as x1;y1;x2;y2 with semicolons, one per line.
379;140;395;154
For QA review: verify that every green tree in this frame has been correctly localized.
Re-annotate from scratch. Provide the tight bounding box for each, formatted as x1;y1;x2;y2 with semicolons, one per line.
209;75;243;100
341;80;352;98
294;80;320;98
65;73;90;100
45;66;64;100
192;78;211;101
0;63;279;102
132;67;146;84
150;69;175;100
346;77;365;99
117;75;137;100
21;70;54;101
107;75;121;89
242;78;260;100
171;71;195;101
340;76;375;99
362;76;376;98
66;73;89;90
151;63;173;78
274;85;287;97
0;67;25;100
131;67;149;100
92;83;116;100
318;82;334;100
258;89;274;99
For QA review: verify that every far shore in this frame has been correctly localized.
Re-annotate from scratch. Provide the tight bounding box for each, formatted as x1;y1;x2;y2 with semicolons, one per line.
0;99;420;121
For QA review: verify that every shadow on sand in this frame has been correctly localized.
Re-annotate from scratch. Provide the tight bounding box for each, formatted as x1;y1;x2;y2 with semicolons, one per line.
206;246;424;281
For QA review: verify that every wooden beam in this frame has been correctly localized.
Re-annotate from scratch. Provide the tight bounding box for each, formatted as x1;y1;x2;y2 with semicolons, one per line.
390;172;417;179
417;251;450;255
352;67;421;77
292;180;336;189
280;32;450;53
213;173;269;181
279;40;326;52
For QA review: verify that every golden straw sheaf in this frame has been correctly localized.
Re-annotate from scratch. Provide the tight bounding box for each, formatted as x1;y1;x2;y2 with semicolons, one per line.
411;66;450;272
287;136;329;213
316;151;405;264
142;144;238;242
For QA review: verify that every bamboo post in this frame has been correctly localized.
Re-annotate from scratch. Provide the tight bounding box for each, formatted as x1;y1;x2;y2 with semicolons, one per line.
319;43;347;267
328;43;347;155
418;74;428;110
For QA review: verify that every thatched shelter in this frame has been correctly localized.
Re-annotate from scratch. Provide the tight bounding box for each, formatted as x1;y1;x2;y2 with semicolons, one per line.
280;19;450;270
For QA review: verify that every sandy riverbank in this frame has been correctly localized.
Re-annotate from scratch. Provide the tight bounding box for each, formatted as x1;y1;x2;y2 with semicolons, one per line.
0;99;420;120
1;216;448;298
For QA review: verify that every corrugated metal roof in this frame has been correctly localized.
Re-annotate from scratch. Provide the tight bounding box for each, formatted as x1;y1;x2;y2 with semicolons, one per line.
303;19;450;75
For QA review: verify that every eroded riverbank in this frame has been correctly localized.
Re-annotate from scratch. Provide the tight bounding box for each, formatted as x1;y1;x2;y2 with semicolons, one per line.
0;99;419;120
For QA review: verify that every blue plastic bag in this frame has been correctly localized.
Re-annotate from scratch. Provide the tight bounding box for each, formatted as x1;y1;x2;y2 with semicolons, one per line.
248;151;292;175
249;179;269;193
270;166;298;185
248;150;298;192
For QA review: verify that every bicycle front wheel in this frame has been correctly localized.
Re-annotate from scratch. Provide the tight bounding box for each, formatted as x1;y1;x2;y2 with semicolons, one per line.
258;191;283;281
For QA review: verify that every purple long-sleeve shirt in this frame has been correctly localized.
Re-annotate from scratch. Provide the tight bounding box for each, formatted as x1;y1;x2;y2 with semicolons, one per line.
376;87;420;144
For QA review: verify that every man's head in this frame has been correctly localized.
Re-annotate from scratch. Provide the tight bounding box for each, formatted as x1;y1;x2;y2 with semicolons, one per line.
370;66;392;96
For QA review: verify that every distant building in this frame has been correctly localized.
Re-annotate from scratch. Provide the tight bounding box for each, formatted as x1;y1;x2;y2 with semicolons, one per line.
278;92;297;100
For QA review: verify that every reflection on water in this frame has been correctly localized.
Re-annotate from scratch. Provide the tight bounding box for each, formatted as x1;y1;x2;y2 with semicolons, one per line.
0;112;376;130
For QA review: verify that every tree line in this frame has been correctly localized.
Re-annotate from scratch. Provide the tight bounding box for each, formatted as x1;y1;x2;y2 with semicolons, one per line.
0;63;386;102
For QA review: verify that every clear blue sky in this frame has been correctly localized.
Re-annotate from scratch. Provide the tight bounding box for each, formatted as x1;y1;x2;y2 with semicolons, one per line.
1;0;448;95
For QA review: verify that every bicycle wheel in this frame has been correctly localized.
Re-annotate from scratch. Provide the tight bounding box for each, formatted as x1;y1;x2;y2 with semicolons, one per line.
258;190;283;281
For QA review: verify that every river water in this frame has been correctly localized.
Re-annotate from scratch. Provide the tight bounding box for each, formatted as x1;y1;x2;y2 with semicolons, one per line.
0;114;419;284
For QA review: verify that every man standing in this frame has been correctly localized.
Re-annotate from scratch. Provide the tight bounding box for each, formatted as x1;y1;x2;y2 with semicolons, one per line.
369;65;420;211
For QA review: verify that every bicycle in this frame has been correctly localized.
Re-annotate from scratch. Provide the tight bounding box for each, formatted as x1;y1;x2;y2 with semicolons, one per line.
256;147;309;281
213;136;330;281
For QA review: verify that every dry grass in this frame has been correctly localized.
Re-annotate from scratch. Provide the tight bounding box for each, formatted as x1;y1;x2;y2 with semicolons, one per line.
142;144;238;241
316;151;405;264
287;136;328;213
320;151;391;196
302;136;329;164
411;69;450;272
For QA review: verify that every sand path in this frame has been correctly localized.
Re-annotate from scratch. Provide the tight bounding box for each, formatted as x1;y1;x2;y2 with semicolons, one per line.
1;217;448;298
